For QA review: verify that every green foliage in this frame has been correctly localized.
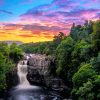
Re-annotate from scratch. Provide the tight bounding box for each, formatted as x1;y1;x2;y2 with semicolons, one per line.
72;63;96;87
20;32;64;55
0;52;7;89
72;61;100;99
91;53;100;73
72;40;92;62
66;40;93;85
20;41;51;54
0;42;10;57
0;42;23;91
70;21;93;41
9;43;23;63
19;19;100;99
73;80;95;100
72;51;100;99
92;20;100;53
56;37;74;77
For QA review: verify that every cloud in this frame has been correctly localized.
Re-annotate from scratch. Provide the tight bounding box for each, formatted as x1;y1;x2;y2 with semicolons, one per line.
22;24;66;31
1;23;22;30
0;10;13;15
1;0;100;43
20;0;100;21
18;34;35;38
92;0;99;2
19;0;99;37
21;9;43;17
1;23;67;37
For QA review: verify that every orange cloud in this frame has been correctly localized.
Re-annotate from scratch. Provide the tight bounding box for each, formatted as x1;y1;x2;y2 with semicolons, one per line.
0;23;56;43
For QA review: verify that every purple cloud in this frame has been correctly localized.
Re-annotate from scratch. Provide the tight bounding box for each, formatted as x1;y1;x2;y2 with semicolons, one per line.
19;0;100;36
0;10;13;15
22;24;67;33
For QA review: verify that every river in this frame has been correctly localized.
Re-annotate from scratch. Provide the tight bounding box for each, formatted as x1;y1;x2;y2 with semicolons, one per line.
4;60;62;100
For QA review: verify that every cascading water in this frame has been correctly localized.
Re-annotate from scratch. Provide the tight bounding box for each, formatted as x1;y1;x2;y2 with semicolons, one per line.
5;55;61;100
17;60;30;88
17;60;41;90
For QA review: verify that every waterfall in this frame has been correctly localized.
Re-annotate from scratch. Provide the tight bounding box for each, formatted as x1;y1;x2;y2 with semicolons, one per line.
17;60;30;89
17;59;40;89
5;55;61;100
17;60;29;85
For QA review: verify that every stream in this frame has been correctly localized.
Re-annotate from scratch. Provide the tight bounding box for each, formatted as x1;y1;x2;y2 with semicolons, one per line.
4;60;62;100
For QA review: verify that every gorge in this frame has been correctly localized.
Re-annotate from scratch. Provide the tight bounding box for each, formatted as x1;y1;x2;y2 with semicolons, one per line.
4;54;68;100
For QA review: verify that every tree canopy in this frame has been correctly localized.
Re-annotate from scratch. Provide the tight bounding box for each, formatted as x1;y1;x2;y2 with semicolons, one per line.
19;19;100;99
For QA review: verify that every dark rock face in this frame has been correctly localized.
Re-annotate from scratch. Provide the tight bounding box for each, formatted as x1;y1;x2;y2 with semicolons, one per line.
27;68;44;85
6;68;19;89
1;67;19;99
27;54;53;85
27;54;69;98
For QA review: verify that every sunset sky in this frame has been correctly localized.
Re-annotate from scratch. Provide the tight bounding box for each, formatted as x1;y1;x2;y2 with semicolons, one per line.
0;0;100;43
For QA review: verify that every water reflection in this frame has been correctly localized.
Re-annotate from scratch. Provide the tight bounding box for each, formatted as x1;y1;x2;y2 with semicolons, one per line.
5;87;61;100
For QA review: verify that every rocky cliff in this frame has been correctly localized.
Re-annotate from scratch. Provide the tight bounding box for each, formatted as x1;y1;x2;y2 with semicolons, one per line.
27;54;55;85
26;54;69;98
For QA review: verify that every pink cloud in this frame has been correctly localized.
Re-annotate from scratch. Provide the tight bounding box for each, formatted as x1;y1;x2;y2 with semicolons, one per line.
18;0;100;37
92;0;97;2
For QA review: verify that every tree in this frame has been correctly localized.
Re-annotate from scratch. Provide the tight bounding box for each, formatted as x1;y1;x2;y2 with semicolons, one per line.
68;40;93;80
0;52;14;90
9;43;23;63
53;32;65;46
70;21;93;41
93;75;100;99
56;37;74;78
90;53;100;73
92;20;100;53
72;63;96;87
74;80;94;100
0;42;10;58
71;40;93;63
72;63;97;100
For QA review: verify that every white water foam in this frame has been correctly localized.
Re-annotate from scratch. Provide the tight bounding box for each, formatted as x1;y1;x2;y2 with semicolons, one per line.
17;60;40;90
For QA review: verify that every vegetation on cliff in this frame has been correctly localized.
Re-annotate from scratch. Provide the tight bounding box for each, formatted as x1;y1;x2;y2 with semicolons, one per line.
20;19;100;99
0;42;23;92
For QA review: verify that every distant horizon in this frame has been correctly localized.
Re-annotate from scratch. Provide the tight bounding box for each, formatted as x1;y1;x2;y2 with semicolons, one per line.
0;0;100;42
0;39;53;43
